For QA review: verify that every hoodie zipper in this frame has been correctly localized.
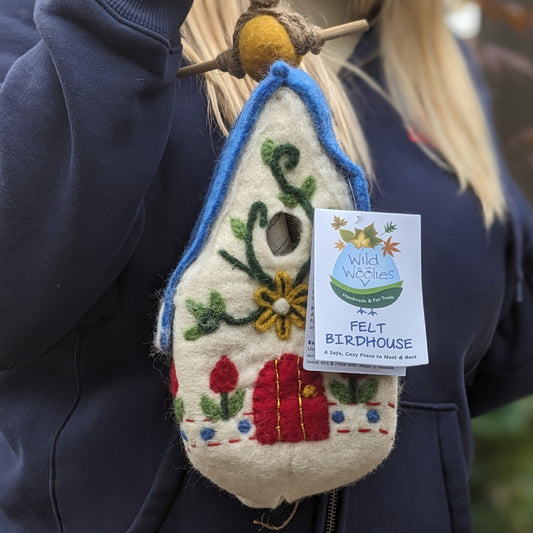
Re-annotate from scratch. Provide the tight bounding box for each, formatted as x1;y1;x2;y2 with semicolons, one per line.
324;489;340;533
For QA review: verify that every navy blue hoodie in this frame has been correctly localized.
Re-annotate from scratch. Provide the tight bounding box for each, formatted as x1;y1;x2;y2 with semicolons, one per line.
1;1;532;532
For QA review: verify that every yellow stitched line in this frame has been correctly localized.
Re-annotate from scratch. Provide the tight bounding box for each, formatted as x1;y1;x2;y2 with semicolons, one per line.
296;358;307;441
275;359;282;442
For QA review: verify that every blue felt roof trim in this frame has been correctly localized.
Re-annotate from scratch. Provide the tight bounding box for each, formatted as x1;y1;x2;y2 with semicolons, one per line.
158;61;371;353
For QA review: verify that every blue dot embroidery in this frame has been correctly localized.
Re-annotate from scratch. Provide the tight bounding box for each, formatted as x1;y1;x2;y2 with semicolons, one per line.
366;410;380;424
200;428;216;441
238;420;251;434
180;430;188;442
332;411;345;424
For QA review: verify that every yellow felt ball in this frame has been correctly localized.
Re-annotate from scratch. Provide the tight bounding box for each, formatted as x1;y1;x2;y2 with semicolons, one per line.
238;15;302;81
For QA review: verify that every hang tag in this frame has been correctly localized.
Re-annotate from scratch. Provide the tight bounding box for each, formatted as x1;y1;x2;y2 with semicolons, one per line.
309;208;428;370
304;247;406;375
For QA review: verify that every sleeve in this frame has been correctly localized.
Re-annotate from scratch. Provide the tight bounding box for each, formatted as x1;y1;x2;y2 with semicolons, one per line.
468;174;533;417
0;0;193;369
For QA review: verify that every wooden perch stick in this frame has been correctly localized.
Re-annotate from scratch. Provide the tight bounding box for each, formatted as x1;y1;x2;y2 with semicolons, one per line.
177;19;369;79
319;19;369;41
179;59;219;78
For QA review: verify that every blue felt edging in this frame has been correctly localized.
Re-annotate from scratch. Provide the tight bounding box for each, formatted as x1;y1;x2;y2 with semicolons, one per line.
157;61;370;353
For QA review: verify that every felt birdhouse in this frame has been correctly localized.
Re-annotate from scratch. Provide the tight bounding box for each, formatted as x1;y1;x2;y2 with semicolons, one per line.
157;60;398;509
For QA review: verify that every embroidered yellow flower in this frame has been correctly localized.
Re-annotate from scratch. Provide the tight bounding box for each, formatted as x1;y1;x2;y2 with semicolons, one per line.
351;230;371;249
254;271;307;340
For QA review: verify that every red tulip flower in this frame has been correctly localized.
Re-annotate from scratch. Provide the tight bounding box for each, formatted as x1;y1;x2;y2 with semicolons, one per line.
210;355;239;394
199;356;244;422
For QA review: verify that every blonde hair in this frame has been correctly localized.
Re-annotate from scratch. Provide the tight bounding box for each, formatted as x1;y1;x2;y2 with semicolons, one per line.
181;0;506;226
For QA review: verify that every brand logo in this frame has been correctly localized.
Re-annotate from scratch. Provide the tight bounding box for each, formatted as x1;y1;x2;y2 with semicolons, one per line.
329;217;403;313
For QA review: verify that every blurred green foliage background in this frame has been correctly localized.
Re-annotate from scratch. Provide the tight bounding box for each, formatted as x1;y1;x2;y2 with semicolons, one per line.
470;396;533;532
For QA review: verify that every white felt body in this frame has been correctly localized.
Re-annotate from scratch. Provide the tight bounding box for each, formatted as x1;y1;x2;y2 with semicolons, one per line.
169;87;397;509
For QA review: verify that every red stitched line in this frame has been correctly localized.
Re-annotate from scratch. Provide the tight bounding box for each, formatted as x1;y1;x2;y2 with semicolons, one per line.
336;428;389;435
185;418;195;423
366;402;381;406
203;418;211;422
327;402;338;406
243;412;254;416
388;402;396;408
191;427;391;448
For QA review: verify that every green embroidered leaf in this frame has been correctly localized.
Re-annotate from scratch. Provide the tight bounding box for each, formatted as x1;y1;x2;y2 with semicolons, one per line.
184;296;222;340
348;377;358;403
329;380;351;405
173;397;185;422
384;222;397;233
278;193;298;208
184;326;203;341
197;310;220;335
200;395;223;422
209;291;226;314
230;217;247;240
355;377;379;403
339;229;356;243
185;299;207;320
261;138;276;165
228;389;245;418
301;176;317;199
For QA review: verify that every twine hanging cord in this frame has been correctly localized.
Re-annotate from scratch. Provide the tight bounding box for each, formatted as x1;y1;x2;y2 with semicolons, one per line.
215;0;325;79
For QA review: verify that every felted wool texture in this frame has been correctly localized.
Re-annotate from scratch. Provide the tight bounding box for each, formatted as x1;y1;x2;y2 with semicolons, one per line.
156;62;369;354
238;15;302;81
171;85;352;378
179;374;398;509
157;63;396;509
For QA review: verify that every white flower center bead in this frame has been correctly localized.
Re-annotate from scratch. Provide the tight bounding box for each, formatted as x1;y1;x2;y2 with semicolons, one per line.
272;297;291;316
